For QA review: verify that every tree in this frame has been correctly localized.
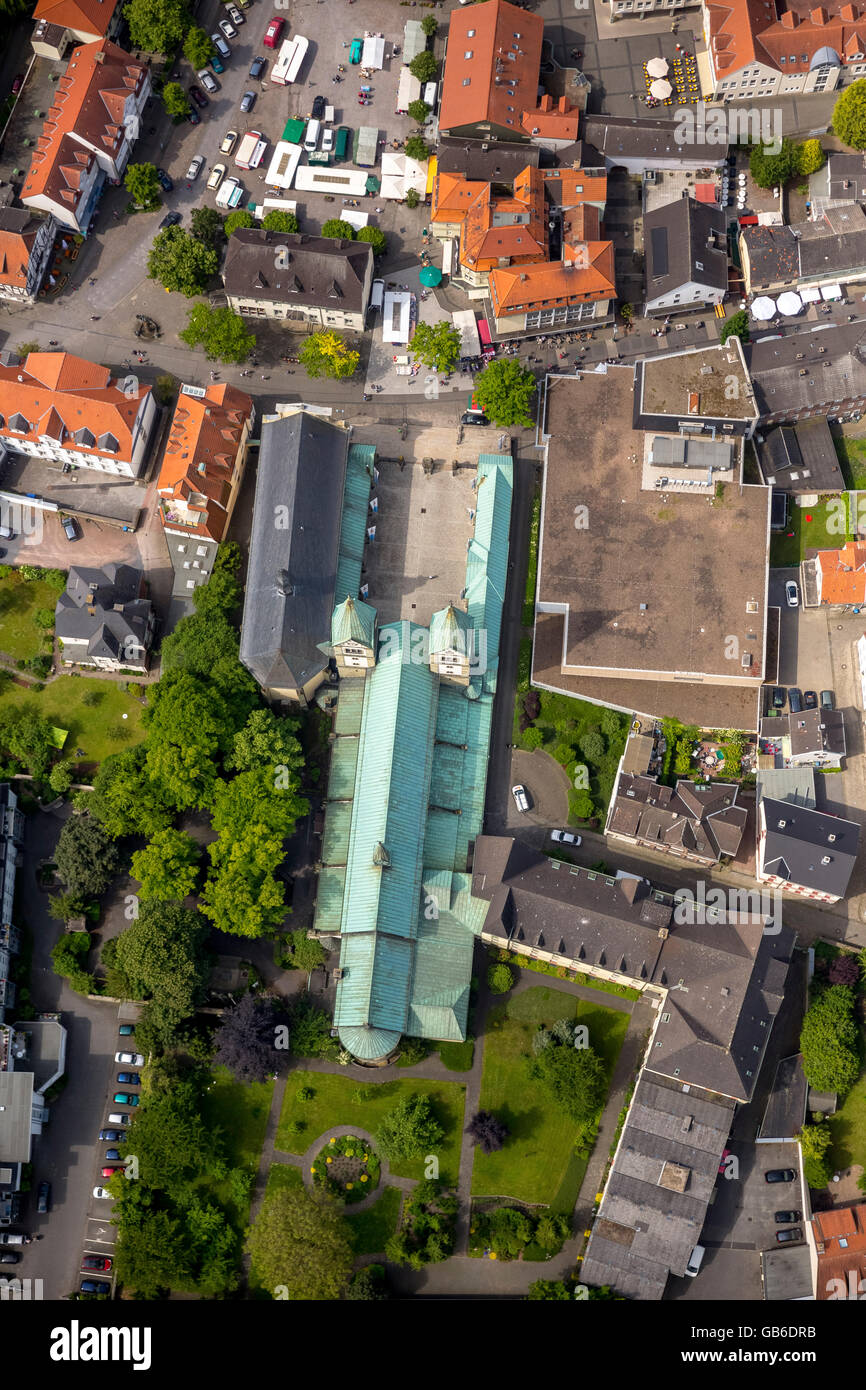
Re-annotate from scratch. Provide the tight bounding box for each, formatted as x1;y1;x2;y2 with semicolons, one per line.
130;829;200;901
749;137;797;189
579;729;605;763
228;708;304;776
162;81;190;119
408;99;430;124
321;218;355;240
48;890;83;922
179;303;256;365
200;827;288;937
833;79;866;150
409;50;438;83
299;331;359;380
114;901;210;1025
125;1079;224;1188
828;953;860;987
420;13;437;36
262;209;299;233
474;358;536;428
55;815;120;899
411;320;460;373
224;209;254;236
125;0;189;53
377;1094;443;1160
190;206;226;250
124;162;161;211
466;1110;509;1155
404;134;430;163
246;1188;353;1300
798;1120;833;1189
720;309;750;345
531;1041;607;1123
84;745;174;839
522;726;544;751
184;26;214;69
486;1205;532;1257
114;1208;192;1299
796;138;825;177
214;993;290;1082
48;761;74;796
800;984;860;1095
528;1278;572;1301
51;931;92;992
487;962;514;994
288;929;327;973
144;673;235;811
619;301;633;324
148;226;218;296
356;224;386;257
289;1000;338;1059
0;705;55;777
345;1264;389;1300
155;373;176;406
405;188;420;210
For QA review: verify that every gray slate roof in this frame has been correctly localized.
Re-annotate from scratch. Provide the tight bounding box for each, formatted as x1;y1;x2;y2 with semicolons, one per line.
757;418;846;493
609;773;747;862
223;230;373;315
239;411;349;691
644;196;727;301
746;321;866;419
583;115;725;167
54;563;152;663
742;204;866;289
436;137;540;183
760;796;859;897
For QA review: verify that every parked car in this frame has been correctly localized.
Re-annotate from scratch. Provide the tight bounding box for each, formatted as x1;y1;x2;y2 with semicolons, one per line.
36;1181;51;1214
240;90;256;112
772;687;785;709
99;1129;125;1142
186;155;205;181
550;829;581;845
775;1210;801;1224
684;1244;705;1277
511;784;530;813
156;167;173;192
785;579;799;608
118;1024;134;1037
80;1280;111;1295
11;74;23;95
718;1148;731;1173
207;163;226;190
116;1050;145;1066
60;515;78;541
349;37;362;63
116;1072;141;1086
107;1113;129;1126
187;106;201;125
82;1255;113;1271
104;1149;122;1161
249;55;266;78
227;2;244;23
218;17;237;39
220;129;238;154
158;211;182;230
765;1168;797;1183
803;690;818;709
189;85;208;107
775;1228;802;1244
321;126;334;154
461;412;488;426
113;1093;139;1107
210;53;225;73
101;1166;124;1179
788;688;802;714
212;33;231;58
0;1252;19;1264
264;17;284;47
92;1187;113;1199
198;69;219;94
820;689;835;709
311;93;326;120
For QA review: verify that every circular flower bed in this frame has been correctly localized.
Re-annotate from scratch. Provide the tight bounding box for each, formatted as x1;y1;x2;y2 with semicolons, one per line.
310;1135;380;1205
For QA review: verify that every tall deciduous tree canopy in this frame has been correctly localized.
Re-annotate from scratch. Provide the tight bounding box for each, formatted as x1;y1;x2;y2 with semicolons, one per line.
125;0;190;52
377;1094;443;1159
245;1188;353;1300
199;826;288;937
799;984;860;1095
474;359;536;428
530;1040;606;1122
299;331;359;380
130;828;200;901
113;901;210;1025
148;226;219;297
55;815;121;899
228;708;303;775
833;79;866;150
179;303;257;364
213;993;290;1082
162;81;190;118
125;162;161;210
466;1110;509;1154
411;321;460;373
84;745;174;839
144;673;235;811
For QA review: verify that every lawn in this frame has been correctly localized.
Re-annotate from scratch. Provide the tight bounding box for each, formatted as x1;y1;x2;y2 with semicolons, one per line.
198;1066;274;1229
828;1075;866;1174
264;1162;304;1199
0;571;62;661
511;683;629;826
769;496;850;568
834;435;866;490
276;1072;466;1186
438;1039;475;1071
348;1185;403;1255
0;675;144;766
471;986;630;1209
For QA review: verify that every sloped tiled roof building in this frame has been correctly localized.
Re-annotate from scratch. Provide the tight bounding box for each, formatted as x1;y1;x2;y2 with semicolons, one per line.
55;563;154;671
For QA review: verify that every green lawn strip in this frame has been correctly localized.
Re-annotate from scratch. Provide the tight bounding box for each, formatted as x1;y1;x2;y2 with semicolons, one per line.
277;1071;466;1186
348;1185;403;1255
438;1039;475;1071
522;492;540;626
827;1072;866;1173
834;436;866;490
197;1067;274;1230
0;674;144;765
471;987;629;1206
264;1162;304;1199
549;1148;591;1217
0;574;60;661
769;498;850;568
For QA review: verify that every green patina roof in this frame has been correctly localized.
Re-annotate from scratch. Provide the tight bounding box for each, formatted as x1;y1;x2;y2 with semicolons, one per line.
334;443;375;605
334;679;365;735
332;595;377;649
466;456;513;693
334;930;414;1033
321;799;353;866
337;1024;401;1061
429;603;471;656
313;865;347;934
326;736;359;802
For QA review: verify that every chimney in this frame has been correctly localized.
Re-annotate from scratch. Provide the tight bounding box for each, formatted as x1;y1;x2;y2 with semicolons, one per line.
94;46;105;62
780;9;797;26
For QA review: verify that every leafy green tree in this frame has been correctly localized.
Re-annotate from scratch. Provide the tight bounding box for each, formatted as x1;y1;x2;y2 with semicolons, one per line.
345;1264;389;1299
246;1188;353;1300
228;708;303;775
420;13;437;36
796;138;825;176
0;705;55;777
531;1041;607;1123
579;729;605;764
190;206;226;250
51;931;89;981
182;1198;239;1296
487;962;514;994
148;226;218;296
184;26;215;69
144;673;236;811
114;901;210;1025
299;331;359;380
212;766;307;841
34;607;55;630
55;815;120;898
833;78;866;150
48;891;83;922
528;1278;572;1300
125;0;190;53
321;218;355;240
289;929;327;973
522;726;544;751
720;309;750;345
289;1000;338;1059
126;1079;225;1189
570;789;595;821
377;1094;443;1160
486;1206;532;1257
200;827;287;937
84;745;174;839
261;209;299;233
408;98;430;124
114;1207;192;1298
800;984;860;1095
179;303;256;364
162;81;190;119
474;358;536;428
405;133;430;162
535;1214;568;1251
48;761;74;796
224;209;255;236
749;137;797;189
405;188;420;210
356;224;386;256
411;320;460;373
409;50;438;83
798;1120;833;1189
130;829;200;901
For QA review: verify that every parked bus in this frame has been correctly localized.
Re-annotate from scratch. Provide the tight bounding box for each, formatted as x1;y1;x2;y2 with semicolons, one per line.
272;35;309;85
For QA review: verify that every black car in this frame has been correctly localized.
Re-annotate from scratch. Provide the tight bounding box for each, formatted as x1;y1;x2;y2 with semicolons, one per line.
0;1252;19;1264
461;412;489;426
311;93;326;120
158;211;182;230
765;1168;797;1183
62;515;78;542
249;55;265;78
788;688;803;714
775;1210;801;1223
804;690;818;709
776;1228;803;1244
189;84;208;107
156;167;173;192
99;1129;124;1142
820;689;835;710
80;1279;111;1295
772;687;785;709
187;106;202;125
36;1181;51;1214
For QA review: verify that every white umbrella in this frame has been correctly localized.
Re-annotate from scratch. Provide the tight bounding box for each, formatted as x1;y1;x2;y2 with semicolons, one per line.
647;56;669;78
751;297;776;320
650;78;672;99
777;291;803;316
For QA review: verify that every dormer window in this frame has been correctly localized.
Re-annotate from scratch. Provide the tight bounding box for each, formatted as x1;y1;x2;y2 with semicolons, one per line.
8;413;29;433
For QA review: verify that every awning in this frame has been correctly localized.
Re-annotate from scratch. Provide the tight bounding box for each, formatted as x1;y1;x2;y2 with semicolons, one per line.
650;78;672;99
821;284;842;300
426;154;437;198
751;296;776;320
800;287;821;303
362;34;385;68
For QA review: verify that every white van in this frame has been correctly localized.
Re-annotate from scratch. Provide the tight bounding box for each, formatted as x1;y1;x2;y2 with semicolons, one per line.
422;81;438;111
304;118;321;152
370;278;384;311
685;1244;705;1277
248;138;268;169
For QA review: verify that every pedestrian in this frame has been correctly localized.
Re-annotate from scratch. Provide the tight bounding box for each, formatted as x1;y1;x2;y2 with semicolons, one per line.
261;373;267;380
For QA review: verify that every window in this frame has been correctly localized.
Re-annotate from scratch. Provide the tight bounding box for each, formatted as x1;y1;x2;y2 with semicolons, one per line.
462;77;470;85
196;545;208;556
183;561;191;569
177;544;186;553
464;49;473;58
467;27;475;34
186;580;195;589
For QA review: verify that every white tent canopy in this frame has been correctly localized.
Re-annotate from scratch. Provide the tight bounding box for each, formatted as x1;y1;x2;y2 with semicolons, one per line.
650;78;672;99
751;296;776;320
362;33;385;68
800;287;821;303
380;151;427;200
777;291;803;315
647;56;669;77
821;284;843;300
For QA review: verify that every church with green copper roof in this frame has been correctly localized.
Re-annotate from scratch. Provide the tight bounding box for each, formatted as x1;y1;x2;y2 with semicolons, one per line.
312;453;514;1062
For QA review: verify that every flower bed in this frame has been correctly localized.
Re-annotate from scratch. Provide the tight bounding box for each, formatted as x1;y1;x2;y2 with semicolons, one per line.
310;1134;381;1205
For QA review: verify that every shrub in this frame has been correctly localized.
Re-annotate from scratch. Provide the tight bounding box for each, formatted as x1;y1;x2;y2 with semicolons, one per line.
523;690;540;720
828;953;860;987
799;1120;833;1189
487;963;514;994
405;188;420;210
800;983;860;1096
522;726;544;751
298;1085;314;1103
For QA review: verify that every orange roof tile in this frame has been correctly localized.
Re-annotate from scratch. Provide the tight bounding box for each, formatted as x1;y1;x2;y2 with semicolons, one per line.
817;540;866;605
489;240;615;314
33;0;118;35
0;225;39;292
706;0;779;76
158;383;254;542
439;0;543;135
0;350;151;462
520;103;580;141
431;170;490;224
813;1204;866;1299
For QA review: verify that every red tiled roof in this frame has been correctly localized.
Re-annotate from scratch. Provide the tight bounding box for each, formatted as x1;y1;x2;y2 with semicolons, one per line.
0;222;39;292
707;0;866;77
33;0;118;36
0;350;151;461
813;1204;866;1299
489;239;615;314
158;383;254;541
817;539;866;604
439;0;543;134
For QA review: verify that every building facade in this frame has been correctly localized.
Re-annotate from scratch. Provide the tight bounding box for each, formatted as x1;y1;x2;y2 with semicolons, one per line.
55;564;155;671
224;230;373;331
0;210;58;305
